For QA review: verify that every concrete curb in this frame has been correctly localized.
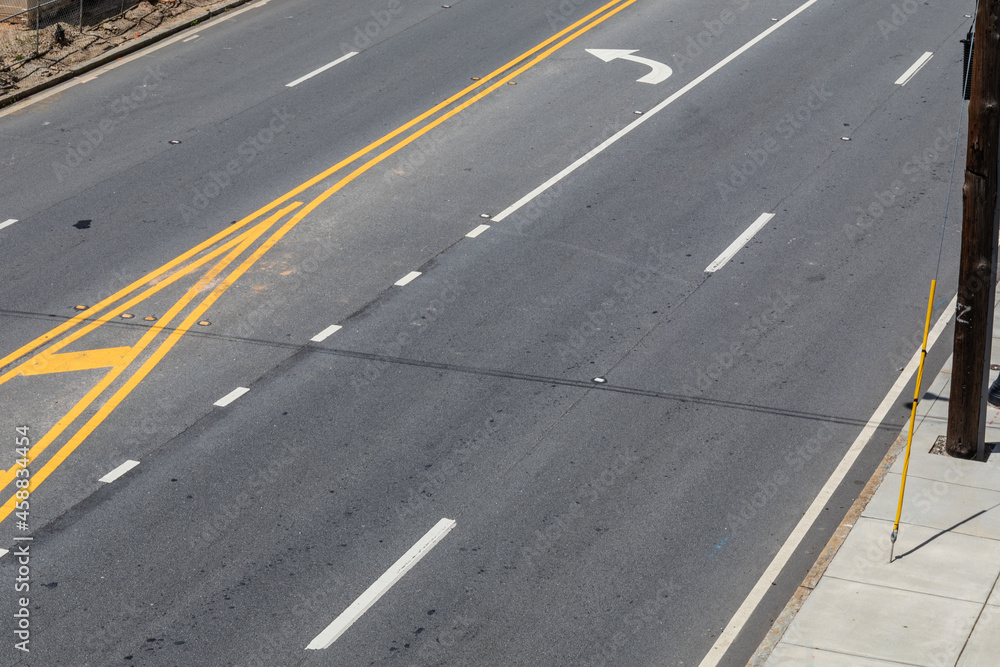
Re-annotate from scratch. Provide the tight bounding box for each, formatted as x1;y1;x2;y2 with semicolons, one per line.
0;0;253;110
745;429;909;666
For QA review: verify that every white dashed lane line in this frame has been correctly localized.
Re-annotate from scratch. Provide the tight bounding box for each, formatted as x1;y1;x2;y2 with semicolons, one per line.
286;52;358;88
0;219;17;231
705;212;775;273
306;518;457;650
214;387;250;407
311;324;342;342
99;460;140;483
394;271;422;287
895;52;933;86
466;224;490;238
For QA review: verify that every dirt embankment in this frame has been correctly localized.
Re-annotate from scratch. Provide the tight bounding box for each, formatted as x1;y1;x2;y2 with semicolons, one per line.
0;0;235;96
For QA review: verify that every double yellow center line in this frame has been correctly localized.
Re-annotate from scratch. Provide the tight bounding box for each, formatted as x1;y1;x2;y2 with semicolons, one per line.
0;0;639;524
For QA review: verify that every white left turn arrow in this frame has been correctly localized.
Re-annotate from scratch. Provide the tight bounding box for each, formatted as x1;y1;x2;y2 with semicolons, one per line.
586;48;673;84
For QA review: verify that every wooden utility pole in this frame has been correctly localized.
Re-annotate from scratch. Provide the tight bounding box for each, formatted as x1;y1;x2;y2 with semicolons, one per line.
947;1;1000;460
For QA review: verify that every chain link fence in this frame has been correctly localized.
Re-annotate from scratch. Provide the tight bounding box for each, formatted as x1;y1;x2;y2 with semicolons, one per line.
0;0;228;93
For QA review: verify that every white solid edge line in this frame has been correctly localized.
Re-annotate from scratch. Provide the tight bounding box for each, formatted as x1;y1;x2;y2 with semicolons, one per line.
286;52;359;87
0;219;17;231
895;51;933;86
306;518;457;650
466;224;491;238
394;271;422;286
705;213;775;273
214;386;250;407
311;324;343;342
99;460;140;483
697;295;957;667
492;0;822;223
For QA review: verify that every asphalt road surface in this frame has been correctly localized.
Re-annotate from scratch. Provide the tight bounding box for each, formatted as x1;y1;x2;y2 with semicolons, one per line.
0;0;976;664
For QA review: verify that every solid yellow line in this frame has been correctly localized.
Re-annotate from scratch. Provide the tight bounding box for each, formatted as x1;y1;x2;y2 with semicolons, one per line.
227;0;634;211
244;0;641;231
0;203;308;522
0;214;272;376
0;0;640;520
0;0;632;374
0;216;273;388
0;203;301;494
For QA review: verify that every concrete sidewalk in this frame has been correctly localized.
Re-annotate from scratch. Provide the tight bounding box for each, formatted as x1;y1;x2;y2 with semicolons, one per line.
755;308;1000;666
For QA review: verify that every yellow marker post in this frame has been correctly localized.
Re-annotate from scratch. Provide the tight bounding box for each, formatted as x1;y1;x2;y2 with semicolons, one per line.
890;280;937;562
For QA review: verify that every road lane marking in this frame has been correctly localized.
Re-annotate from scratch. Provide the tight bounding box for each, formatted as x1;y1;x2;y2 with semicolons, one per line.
311;324;342;342
99;460;139;483
1;211;293;442
0;0;634;374
306;518;457;650
0;204;303;519
215;387;250;407
0;549;7;558
19;347;132;376
395;271;422;286
493;0;822;224
585;48;673;84
895;52;933;85
0;209;292;375
704;213;775;273
0;219;16;231
466;224;490;238
0;207;298;389
5;204;307;511
183;34;200;42
278;0;640;254
697;294;957;667
286;52;358;87
0;0;640;524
